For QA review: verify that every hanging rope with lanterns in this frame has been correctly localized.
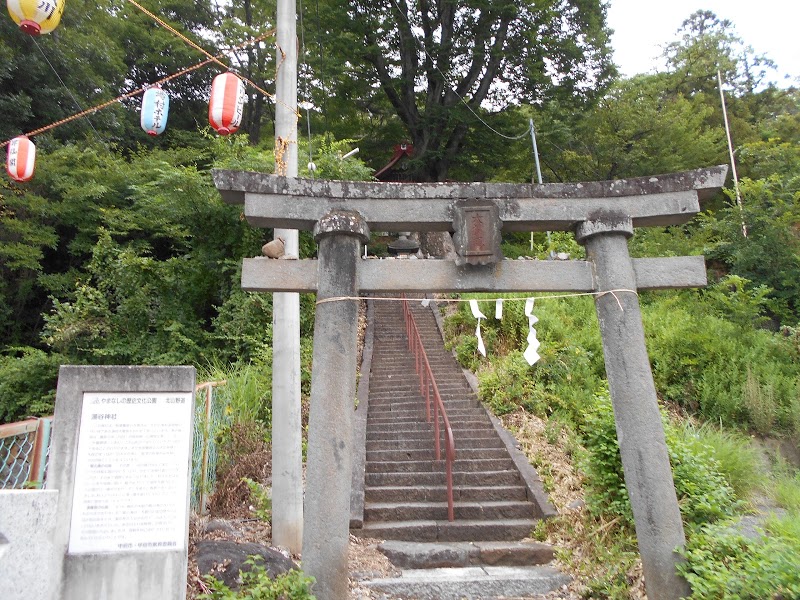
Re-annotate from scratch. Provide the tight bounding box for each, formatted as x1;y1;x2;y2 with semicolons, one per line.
3;0;287;182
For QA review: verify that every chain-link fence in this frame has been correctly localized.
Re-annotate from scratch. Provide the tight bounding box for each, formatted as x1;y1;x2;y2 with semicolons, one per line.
191;381;230;513
0;417;52;490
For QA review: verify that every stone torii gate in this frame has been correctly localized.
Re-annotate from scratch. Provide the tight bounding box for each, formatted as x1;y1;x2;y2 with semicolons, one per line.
213;165;727;600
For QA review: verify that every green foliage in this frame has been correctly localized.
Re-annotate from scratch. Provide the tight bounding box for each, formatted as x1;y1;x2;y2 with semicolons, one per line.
0;347;64;422
703;275;773;328
678;520;800;599
299;137;376;182
580;391;737;527
199;362;272;427
704;179;800;326
688;426;763;500
771;469;800;513
642;295;800;432
200;559;315;600
243;478;272;522
445;293;603;424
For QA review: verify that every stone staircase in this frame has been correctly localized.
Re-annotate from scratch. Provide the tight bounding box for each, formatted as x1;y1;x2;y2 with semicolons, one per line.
351;297;558;563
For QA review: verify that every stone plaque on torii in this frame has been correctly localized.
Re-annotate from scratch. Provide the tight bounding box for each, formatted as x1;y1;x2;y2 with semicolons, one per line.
213;165;727;600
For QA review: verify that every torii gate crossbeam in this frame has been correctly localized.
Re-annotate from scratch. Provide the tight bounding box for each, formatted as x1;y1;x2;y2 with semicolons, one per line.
213;165;727;600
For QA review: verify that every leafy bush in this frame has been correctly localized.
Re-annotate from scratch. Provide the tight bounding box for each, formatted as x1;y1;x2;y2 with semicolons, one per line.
580;392;737;527
0;347;64;422
445;293;603;424
643;295;800;432
200;558;315;600
678;520;800;599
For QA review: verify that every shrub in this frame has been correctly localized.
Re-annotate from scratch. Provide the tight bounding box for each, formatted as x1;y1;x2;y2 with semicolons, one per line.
678;520;800;599
0;347;64;423
580;391;737;527
200;559;315;600
688;426;763;500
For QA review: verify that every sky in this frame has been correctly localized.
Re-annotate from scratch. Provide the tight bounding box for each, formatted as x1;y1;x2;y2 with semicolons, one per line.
605;0;799;86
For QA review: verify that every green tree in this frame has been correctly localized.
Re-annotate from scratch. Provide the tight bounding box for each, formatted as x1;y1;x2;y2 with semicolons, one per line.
309;0;615;181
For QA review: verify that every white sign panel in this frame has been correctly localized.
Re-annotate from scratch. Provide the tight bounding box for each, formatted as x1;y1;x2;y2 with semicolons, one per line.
68;392;193;554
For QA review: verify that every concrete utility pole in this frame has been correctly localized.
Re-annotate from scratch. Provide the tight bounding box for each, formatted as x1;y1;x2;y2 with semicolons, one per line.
271;0;303;553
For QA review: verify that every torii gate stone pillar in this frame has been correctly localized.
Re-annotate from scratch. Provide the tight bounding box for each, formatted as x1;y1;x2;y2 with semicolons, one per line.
213;165;728;600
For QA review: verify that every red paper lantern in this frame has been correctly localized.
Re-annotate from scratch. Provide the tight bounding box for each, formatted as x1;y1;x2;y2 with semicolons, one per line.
208;73;245;136
6;136;35;182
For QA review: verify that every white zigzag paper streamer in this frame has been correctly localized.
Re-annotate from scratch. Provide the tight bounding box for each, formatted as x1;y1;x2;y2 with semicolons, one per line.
469;300;487;357
495;298;504;320
523;298;541;365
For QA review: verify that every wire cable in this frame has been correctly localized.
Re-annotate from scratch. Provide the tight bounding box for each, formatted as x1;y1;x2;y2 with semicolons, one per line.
32;38;101;140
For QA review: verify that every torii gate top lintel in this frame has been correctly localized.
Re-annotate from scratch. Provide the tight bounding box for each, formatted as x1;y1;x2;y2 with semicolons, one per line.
212;165;728;233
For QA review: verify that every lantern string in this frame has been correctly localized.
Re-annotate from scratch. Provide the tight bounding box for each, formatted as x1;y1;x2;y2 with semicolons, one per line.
126;0;301;120
0;30;277;150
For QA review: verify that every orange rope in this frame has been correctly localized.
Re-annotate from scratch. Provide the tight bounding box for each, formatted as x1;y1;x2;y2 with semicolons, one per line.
0;30;276;150
126;0;300;119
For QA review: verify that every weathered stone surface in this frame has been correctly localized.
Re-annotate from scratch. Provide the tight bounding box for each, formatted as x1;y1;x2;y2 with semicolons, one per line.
241;255;708;294
379;541;470;569
452;201;502;266
0;490;61;600
365;565;571;599
473;541;554;566
195;541;297;589
216;166;729;231
49;365;196;600
204;518;242;538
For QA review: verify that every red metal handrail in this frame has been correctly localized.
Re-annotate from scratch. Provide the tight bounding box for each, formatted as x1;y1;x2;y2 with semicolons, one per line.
401;295;456;521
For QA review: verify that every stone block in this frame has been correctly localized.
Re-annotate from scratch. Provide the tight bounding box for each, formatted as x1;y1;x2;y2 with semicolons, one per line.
0;490;62;600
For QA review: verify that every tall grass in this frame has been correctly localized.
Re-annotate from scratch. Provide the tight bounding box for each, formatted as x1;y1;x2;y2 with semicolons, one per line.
680;424;763;500
199;360;272;427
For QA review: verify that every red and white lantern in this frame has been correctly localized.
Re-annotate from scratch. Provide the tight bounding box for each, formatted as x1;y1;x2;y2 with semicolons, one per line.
6;136;36;182
208;73;245;136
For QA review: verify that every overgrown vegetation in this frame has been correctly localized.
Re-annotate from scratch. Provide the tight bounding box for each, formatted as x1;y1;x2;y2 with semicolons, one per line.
200;559;315;600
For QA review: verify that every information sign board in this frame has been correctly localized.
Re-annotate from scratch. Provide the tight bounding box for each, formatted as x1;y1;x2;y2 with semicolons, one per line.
68;391;193;554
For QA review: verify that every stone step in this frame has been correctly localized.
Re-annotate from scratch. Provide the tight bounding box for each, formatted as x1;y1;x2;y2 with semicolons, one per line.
365;485;529;503
365;470;522;488
367;414;490;426
356;518;538;543
366;437;505;452
369;382;473;393
377;540;556;569
369;400;481;411
367;421;493;434
366;429;498;442
366;458;515;474
368;405;482;418
369;395;478;406
366;448;509;462
364;500;537;522
362;565;570;599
